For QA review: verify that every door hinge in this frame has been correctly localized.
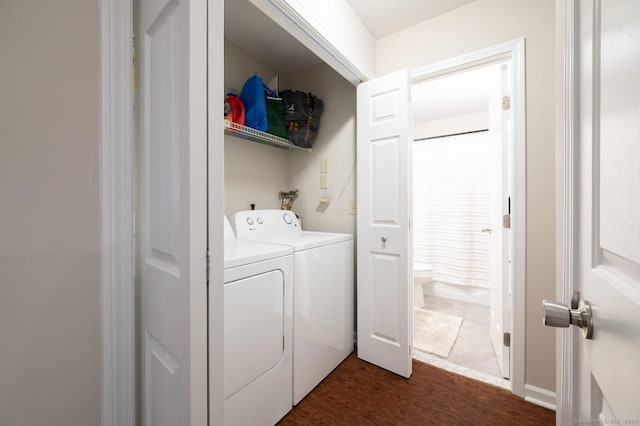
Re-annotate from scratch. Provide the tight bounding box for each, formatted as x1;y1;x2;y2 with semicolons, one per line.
132;211;137;280
503;332;511;347
503;214;511;229
502;95;511;110
131;34;136;111
206;249;211;283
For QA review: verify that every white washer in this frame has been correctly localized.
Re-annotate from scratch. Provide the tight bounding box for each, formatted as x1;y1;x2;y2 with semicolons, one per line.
218;217;293;425
231;210;354;405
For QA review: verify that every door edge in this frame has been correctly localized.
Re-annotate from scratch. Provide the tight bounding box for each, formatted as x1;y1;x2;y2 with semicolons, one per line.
100;0;136;424
556;0;578;423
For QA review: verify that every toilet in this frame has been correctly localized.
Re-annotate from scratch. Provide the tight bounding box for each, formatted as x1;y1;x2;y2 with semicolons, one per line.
413;262;434;308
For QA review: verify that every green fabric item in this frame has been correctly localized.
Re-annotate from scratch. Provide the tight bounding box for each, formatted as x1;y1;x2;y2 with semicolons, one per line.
266;96;288;139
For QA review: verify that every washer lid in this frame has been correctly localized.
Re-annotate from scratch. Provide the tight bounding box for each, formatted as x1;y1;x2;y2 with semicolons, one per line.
245;231;353;251
224;239;291;269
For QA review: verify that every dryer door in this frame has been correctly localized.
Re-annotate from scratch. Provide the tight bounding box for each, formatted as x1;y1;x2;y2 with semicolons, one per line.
224;269;284;398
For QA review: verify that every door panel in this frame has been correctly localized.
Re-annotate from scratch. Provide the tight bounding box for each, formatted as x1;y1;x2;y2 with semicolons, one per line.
571;0;640;421
371;252;401;344
357;69;412;378
599;2;640;264
370;137;401;224
138;0;208;424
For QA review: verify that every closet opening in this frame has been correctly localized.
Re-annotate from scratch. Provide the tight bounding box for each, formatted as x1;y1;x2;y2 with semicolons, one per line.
218;1;358;423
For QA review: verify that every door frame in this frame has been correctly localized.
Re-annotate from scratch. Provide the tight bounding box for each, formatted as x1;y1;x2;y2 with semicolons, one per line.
100;0;135;424
208;0;225;423
556;0;577;424
410;38;526;397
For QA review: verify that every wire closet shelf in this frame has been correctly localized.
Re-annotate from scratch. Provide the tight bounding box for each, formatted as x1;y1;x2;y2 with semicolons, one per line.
224;120;311;152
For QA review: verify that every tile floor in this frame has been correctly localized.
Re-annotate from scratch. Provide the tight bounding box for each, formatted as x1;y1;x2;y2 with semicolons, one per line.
415;295;504;381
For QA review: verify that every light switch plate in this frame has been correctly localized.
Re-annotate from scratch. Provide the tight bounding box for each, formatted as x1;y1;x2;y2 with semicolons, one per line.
349;199;357;215
320;159;328;173
320;174;328;189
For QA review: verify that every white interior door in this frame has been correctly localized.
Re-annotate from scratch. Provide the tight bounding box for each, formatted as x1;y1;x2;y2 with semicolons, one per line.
488;63;511;379
561;0;640;422
356;69;412;378
138;0;208;424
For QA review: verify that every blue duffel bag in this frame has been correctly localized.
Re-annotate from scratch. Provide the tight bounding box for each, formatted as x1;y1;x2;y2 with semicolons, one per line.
239;73;268;131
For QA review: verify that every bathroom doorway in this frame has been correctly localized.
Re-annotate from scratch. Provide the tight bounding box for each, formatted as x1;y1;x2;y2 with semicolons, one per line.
410;61;513;388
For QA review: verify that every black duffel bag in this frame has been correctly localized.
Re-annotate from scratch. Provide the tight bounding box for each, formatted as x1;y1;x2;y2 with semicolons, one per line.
282;90;324;149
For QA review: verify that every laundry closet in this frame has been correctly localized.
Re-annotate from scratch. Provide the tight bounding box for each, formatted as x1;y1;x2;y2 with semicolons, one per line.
220;1;358;424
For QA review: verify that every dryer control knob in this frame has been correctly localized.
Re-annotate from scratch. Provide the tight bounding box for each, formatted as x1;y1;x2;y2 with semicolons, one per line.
256;217;263;225
246;217;254;225
283;213;292;224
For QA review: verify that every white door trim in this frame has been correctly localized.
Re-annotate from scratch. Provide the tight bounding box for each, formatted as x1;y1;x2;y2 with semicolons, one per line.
208;0;225;423
410;38;527;398
557;0;577;423
100;0;135;425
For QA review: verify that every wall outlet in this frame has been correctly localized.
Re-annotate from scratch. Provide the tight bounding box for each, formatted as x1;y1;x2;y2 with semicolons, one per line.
248;200;256;210
320;159;328;173
349;199;357;215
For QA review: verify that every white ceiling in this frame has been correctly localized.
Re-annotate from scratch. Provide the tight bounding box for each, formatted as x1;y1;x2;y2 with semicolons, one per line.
346;0;477;38
225;0;479;77
412;64;502;124
225;0;322;75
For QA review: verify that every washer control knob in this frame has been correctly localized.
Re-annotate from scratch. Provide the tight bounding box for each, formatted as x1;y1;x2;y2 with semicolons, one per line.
256;217;263;225
246;217;254;225
283;213;292;224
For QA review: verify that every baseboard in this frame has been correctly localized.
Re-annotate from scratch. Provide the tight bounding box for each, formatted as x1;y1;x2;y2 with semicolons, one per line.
524;384;556;411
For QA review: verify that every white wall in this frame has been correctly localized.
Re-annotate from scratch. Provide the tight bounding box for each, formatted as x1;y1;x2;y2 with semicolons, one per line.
224;40;290;215
0;1;102;425
377;0;557;392
286;63;357;234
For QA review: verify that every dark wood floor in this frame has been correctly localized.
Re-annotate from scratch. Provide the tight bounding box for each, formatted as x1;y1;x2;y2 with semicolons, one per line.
279;353;555;425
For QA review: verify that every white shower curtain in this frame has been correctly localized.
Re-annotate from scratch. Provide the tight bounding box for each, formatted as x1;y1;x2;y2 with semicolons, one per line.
413;131;490;289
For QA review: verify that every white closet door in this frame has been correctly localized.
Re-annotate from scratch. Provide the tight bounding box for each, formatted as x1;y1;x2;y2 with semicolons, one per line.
138;0;208;424
356;69;412;378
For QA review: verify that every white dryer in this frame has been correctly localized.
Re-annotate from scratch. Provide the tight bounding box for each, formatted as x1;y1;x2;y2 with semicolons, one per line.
230;210;354;405
218;217;293;425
